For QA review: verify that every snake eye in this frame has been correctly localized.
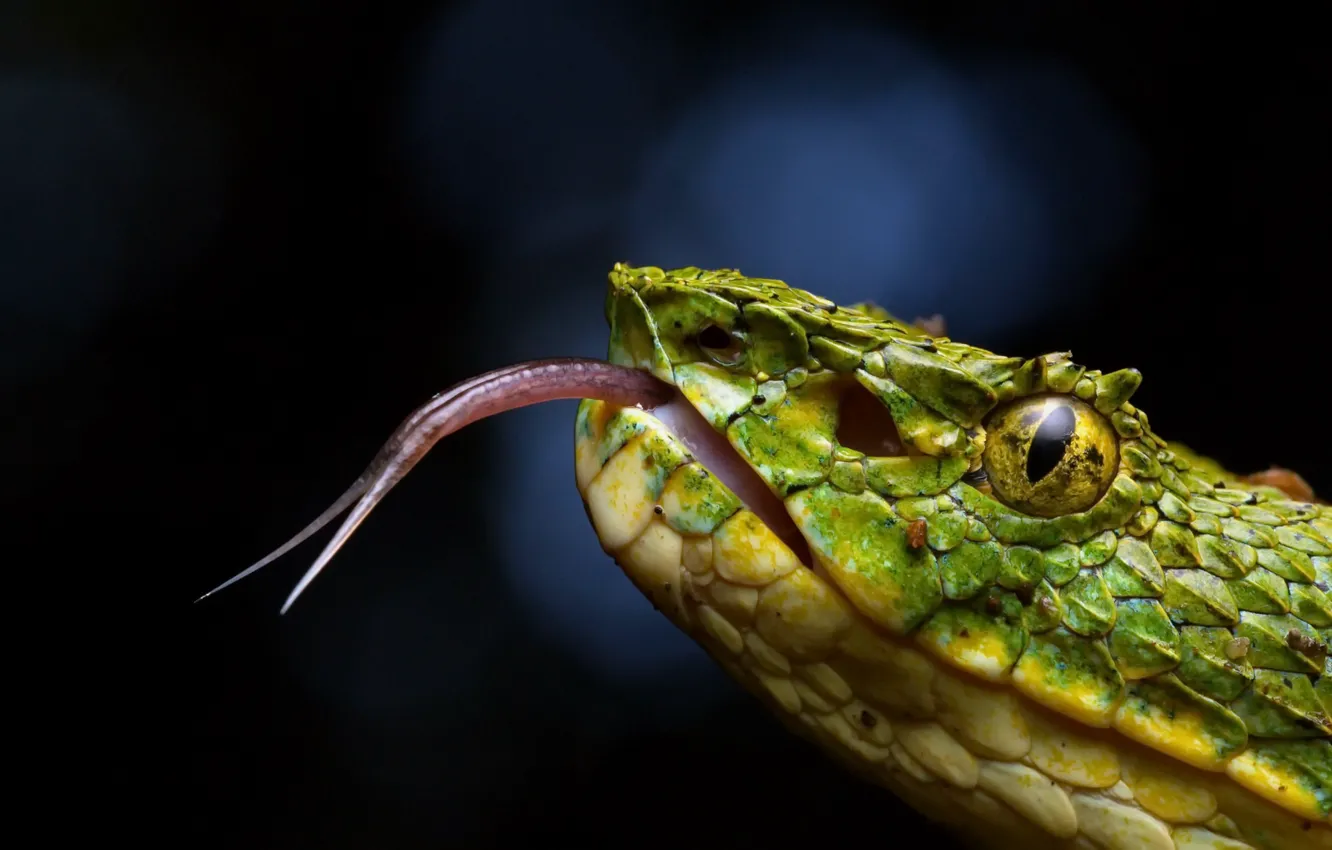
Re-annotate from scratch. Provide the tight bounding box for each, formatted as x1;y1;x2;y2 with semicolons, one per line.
981;394;1119;517
697;324;745;366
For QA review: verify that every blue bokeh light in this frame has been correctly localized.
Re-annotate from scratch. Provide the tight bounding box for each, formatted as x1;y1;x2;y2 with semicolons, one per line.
622;31;1143;334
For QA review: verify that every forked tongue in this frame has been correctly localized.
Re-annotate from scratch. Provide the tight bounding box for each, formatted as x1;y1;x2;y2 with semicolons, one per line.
195;357;805;614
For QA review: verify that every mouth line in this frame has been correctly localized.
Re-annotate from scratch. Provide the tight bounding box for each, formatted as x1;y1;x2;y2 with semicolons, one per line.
643;391;815;567
636;379;912;572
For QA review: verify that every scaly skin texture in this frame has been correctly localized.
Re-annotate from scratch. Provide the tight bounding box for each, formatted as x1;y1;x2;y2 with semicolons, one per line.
575;264;1332;850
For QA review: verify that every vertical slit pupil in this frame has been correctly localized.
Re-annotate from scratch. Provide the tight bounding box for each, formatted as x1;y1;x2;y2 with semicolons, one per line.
1026;403;1076;484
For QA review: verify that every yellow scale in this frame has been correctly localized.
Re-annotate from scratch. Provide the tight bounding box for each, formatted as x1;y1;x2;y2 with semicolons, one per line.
576;400;1329;850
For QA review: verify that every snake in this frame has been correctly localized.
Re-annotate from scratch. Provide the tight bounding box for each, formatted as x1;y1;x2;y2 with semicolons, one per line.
202;264;1331;849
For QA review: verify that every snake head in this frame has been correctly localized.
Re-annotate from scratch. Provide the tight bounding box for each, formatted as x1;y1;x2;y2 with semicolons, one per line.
604;264;1141;509
592;266;1332;829
598;264;1182;637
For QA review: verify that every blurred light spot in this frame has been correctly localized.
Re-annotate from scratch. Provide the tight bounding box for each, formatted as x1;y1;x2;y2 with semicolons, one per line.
621;28;1142;338
0;73;221;383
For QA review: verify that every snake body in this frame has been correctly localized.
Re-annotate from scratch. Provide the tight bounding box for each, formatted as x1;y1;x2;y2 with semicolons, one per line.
575;264;1331;850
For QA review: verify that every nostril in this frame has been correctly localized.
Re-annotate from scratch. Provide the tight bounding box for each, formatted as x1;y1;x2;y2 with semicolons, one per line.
836;381;906;457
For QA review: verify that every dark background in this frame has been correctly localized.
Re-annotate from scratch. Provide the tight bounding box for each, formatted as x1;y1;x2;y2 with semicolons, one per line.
4;2;1327;848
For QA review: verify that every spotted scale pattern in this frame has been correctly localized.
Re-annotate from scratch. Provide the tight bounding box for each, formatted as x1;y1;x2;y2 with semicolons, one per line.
576;265;1331;849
